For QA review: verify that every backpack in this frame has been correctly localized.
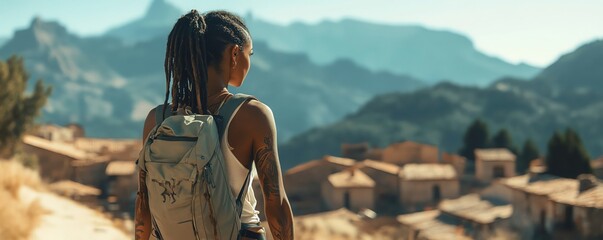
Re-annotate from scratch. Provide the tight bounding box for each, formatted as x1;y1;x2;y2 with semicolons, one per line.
137;93;255;240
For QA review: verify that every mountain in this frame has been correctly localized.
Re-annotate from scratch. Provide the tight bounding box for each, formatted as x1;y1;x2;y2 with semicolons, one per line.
246;18;540;86
102;0;539;87
104;0;181;44
0;18;425;140
0;18;140;137
280;39;603;169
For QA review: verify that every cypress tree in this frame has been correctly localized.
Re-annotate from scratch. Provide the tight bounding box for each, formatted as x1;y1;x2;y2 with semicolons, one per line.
0;55;51;158
459;118;490;161
518;138;539;174
545;129;592;178
491;128;518;154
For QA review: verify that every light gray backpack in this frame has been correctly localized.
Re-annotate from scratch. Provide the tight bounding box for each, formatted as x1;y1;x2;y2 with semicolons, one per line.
137;94;254;240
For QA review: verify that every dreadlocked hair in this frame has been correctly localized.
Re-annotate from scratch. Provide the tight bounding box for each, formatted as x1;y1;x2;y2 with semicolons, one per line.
163;9;251;117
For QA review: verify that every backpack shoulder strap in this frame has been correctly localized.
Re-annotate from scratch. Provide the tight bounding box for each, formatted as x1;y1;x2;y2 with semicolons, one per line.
217;93;256;139
154;104;169;127
216;93;256;216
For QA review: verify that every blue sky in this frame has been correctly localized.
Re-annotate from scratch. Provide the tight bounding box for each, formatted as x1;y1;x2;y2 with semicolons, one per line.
0;0;601;67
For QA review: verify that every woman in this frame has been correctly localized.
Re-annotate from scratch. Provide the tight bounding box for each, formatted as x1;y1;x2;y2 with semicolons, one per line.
135;10;294;240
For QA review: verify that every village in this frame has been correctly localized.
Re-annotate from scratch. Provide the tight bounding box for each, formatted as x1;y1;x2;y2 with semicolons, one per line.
21;124;603;239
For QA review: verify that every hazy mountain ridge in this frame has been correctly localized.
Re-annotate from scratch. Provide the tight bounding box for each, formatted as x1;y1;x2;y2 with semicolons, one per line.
105;0;181;45
0;17;425;139
246;17;540;86
280;39;603;169
100;0;538;87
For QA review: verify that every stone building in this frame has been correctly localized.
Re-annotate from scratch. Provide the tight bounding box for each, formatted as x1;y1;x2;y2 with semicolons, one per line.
283;155;356;215
475;148;516;182
399;163;460;211
322;169;375;211
548;175;603;238
382;141;439;165
105;160;137;214
502;173;603;239
398;192;514;240
356;159;400;209
398;210;472;240
379;141;466;176
441;152;466;176
34;124;79;142
22;134;106;182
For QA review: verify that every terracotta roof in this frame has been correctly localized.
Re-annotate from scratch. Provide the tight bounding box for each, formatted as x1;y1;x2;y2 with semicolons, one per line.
23;135;90;160
106;161;136;176
323;155;356;166
285;160;323;175
549;184;603;209
438;194;512;224
502;174;577;196
399;164;457;181
358;159;400;175
49;180;101;196
474;148;516;161
397;210;471;240
327;169;375;188
286;156;356;176
397;210;440;225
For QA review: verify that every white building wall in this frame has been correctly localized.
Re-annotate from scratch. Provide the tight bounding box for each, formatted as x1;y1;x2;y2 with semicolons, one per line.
476;160;515;182
321;183;374;211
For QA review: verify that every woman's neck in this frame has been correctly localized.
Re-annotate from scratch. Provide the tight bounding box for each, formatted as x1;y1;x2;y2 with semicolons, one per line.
206;65;229;97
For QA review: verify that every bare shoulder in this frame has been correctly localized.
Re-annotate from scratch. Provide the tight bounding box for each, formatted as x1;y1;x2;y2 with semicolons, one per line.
142;108;157;142
237;99;276;130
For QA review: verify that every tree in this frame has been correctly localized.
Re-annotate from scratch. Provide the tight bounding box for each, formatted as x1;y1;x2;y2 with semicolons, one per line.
0;55;51;158
459;118;489;161
518;138;539;174
491;128;518;154
545;128;592;178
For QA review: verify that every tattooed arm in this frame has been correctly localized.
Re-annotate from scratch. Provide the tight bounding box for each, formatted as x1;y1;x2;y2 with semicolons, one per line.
135;110;156;240
246;100;294;239
135;170;152;240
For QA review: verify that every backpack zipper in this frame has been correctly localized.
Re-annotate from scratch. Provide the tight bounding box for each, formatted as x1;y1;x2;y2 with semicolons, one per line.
155;135;198;142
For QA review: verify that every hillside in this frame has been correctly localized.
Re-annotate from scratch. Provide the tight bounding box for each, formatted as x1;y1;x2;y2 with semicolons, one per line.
0;18;424;140
280;39;603;169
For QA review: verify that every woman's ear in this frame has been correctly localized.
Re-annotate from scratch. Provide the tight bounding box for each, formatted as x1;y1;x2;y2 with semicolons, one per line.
230;45;240;69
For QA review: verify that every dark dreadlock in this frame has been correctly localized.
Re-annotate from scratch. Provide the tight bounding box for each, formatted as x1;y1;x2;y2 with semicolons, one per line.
163;10;251;117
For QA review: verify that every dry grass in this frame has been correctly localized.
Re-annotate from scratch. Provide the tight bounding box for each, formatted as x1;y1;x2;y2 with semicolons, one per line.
0;159;47;240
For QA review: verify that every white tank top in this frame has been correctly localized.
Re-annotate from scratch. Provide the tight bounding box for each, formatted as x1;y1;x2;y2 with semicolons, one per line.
221;102;261;224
